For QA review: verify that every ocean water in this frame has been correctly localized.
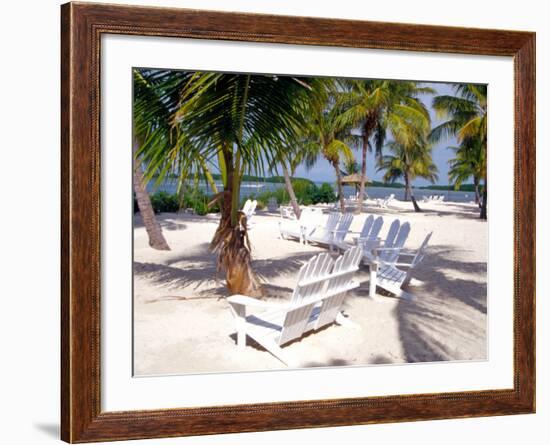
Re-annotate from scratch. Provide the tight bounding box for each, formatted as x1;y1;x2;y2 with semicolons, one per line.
147;180;477;204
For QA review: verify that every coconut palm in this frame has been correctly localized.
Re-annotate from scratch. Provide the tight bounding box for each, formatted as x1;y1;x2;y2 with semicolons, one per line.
447;135;486;206
431;84;487;218
377;139;438;211
132;68;194;250
301;81;357;212
338;80;434;212
271;128;319;219
138;71;312;296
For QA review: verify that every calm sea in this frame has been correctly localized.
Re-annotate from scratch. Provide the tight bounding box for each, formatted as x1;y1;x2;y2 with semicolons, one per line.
148;180;476;203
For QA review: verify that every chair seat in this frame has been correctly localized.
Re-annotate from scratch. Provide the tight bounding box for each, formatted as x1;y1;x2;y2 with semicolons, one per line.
377;264;407;287
279;220;302;238
245;305;323;345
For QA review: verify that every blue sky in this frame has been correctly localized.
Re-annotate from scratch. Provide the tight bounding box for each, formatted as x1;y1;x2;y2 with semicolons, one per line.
293;82;459;186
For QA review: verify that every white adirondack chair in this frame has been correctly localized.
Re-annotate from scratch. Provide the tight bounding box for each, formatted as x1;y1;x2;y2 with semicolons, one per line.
370;232;433;300
279;205;297;220
307;213;353;251
359;219;398;263
279;207;322;243
241;199;252;215
375;193;395;209
354;215;384;250
332;213;355;251
362;220;410;266
227;247;363;365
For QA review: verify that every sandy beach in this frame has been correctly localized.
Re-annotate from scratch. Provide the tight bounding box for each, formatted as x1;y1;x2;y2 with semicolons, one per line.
133;199;487;376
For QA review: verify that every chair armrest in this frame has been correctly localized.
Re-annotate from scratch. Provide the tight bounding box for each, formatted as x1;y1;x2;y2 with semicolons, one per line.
357;236;381;242
227;295;287;309
373;247;403;253
331;229;349;234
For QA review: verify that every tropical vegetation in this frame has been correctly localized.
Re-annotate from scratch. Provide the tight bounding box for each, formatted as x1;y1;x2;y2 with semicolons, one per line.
431;84;487;218
377;139;438;211
337;80;435;212
132;68;487;295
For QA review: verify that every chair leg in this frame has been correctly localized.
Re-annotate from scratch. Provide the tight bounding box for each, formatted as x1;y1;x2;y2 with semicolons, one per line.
237;329;246;349
369;262;378;298
336;312;361;330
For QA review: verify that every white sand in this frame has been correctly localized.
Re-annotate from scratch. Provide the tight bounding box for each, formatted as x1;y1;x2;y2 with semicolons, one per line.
133;199;487;375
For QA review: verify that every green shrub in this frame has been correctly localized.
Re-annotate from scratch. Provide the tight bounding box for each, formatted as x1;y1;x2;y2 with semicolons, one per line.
150;191;179;213
316;183;337;203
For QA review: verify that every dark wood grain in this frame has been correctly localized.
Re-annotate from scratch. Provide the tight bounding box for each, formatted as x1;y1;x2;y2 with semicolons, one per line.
60;2;536;442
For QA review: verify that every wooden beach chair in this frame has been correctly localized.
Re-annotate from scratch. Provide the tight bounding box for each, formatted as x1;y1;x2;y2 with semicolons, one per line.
278;207;322;243
227;247;363;365
369;232;433;300
375;193;395;209
307;213;354;251
360;219;404;264
353;215;384;250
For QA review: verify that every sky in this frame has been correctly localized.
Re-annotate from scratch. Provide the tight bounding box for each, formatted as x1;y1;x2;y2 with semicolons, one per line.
293;82;460;186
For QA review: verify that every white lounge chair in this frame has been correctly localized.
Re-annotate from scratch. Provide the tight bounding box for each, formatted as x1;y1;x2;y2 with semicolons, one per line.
369;232;433;300
307;213;354;251
279;207;322;243
227;246;363;365
375;193;395;209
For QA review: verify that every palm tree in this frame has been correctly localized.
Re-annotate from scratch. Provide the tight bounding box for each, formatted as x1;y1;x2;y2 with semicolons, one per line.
132;68;192;250
138;71;312;296
338;80;434;213
377;140;438;211
447;136;486;206
431;84;487;218
301;80;357;212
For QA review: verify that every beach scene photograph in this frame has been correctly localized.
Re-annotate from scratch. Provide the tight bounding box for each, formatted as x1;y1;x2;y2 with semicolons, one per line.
132;69;487;375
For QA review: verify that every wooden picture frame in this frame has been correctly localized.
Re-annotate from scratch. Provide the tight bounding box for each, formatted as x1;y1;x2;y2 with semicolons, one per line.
61;2;535;442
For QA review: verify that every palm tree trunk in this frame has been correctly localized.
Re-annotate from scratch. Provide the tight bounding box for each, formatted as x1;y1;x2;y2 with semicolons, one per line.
133;143;170;251
474;177;481;207
357;134;368;213
404;173;411;201
281;161;301;219
405;171;422;212
480;180;487;220
333;161;346;213
210;148;263;297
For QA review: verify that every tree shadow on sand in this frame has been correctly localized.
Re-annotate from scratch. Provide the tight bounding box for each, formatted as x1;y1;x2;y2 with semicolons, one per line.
393;245;487;363
134;249;343;302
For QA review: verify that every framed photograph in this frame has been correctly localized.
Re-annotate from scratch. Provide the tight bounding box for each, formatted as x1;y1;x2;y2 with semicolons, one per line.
61;2;535;442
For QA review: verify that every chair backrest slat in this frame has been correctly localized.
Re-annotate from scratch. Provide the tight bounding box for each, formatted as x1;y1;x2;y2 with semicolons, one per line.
280;247;361;345
359;215;374;238
411;232;433;268
334;213;354;243
315;247;362;329
380;222;410;263
370;216;384;240
385;219;401;247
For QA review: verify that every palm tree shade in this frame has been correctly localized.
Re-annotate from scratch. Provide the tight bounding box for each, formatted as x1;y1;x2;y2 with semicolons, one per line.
136;70;313;296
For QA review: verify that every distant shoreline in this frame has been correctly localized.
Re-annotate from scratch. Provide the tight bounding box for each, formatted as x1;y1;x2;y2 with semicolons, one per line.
155;174;476;192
